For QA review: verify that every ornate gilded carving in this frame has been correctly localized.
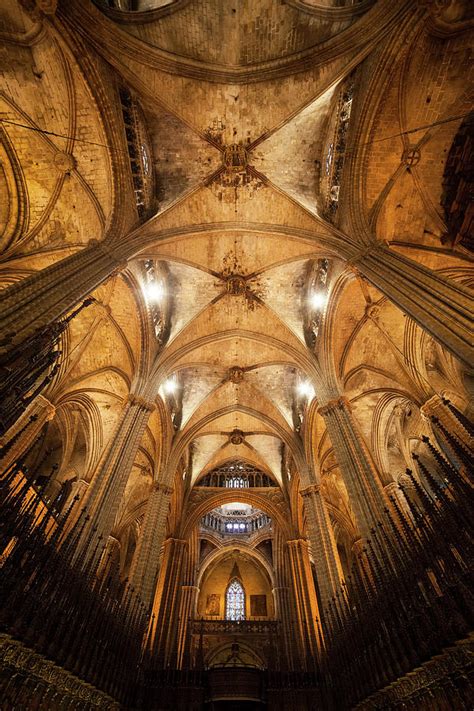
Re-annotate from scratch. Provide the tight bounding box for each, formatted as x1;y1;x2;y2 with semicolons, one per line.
218;251;265;309
365;303;380;321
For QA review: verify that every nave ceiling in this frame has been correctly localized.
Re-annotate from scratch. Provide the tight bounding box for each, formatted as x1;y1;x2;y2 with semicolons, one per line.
0;0;472;575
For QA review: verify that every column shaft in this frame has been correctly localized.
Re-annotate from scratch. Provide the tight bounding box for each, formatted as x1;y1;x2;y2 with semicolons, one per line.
176;585;199;668
301;484;344;612
78;395;154;556
319;396;387;538
0;395;55;474
129;483;173;610
287;538;322;666
0;241;128;345
355;244;473;367
273;530;295;670
149;538;187;665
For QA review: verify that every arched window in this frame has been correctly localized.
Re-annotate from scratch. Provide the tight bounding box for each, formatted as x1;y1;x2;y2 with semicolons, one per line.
225;579;245;621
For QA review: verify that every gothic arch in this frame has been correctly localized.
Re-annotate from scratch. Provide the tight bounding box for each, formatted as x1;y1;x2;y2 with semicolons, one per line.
182;488;293;540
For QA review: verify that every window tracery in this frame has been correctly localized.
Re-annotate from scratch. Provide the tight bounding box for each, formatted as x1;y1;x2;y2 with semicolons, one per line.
225;579;245;621
198;461;276;488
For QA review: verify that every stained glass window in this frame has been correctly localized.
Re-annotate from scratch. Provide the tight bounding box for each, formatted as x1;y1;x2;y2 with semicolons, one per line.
225;579;245;621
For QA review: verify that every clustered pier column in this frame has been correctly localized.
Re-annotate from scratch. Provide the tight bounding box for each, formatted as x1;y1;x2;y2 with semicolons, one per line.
301;483;344;612
318;396;387;539
129;481;174;610
149;538;188;665
354;243;473;367
0;241;129;347
287;538;322;666
76;393;155;561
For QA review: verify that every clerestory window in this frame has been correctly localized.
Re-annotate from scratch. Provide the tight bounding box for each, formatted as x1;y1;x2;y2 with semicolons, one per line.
225;476;247;488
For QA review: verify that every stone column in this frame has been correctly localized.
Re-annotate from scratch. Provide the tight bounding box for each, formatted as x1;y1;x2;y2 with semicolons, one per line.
0;394;55;474
77;394;155;558
97;535;121;582
69;478;89;505
273;530;295;670
353;243;473;367
149;538;187;665
383;479;413;514
287;538;322;666
0;241;129;346
129;482;174;610
175;529;199;668
272;586;293;669
319;396;387;539
176;585;199;668
301;484;344;613
350;537;373;583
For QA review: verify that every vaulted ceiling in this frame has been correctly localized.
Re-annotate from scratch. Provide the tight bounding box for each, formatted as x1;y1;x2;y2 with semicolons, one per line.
0;0;471;545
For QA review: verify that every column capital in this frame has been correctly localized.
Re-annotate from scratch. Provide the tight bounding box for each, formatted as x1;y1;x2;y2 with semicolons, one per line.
152;482;174;496
287;538;309;550
383;482;399;496
351;537;366;556
103;535;120;553
45;405;56;422
35;394;56;421
300;484;321;498
163;537;187;547
127;393;156;412
420;393;440;417
318;395;350;417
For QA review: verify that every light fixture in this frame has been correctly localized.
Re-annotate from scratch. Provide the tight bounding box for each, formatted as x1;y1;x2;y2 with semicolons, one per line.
310;291;326;310
145;281;165;303
163;378;177;395
297;381;315;399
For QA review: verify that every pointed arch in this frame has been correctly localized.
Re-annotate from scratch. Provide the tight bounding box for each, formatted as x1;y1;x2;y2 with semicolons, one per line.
225;578;246;621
